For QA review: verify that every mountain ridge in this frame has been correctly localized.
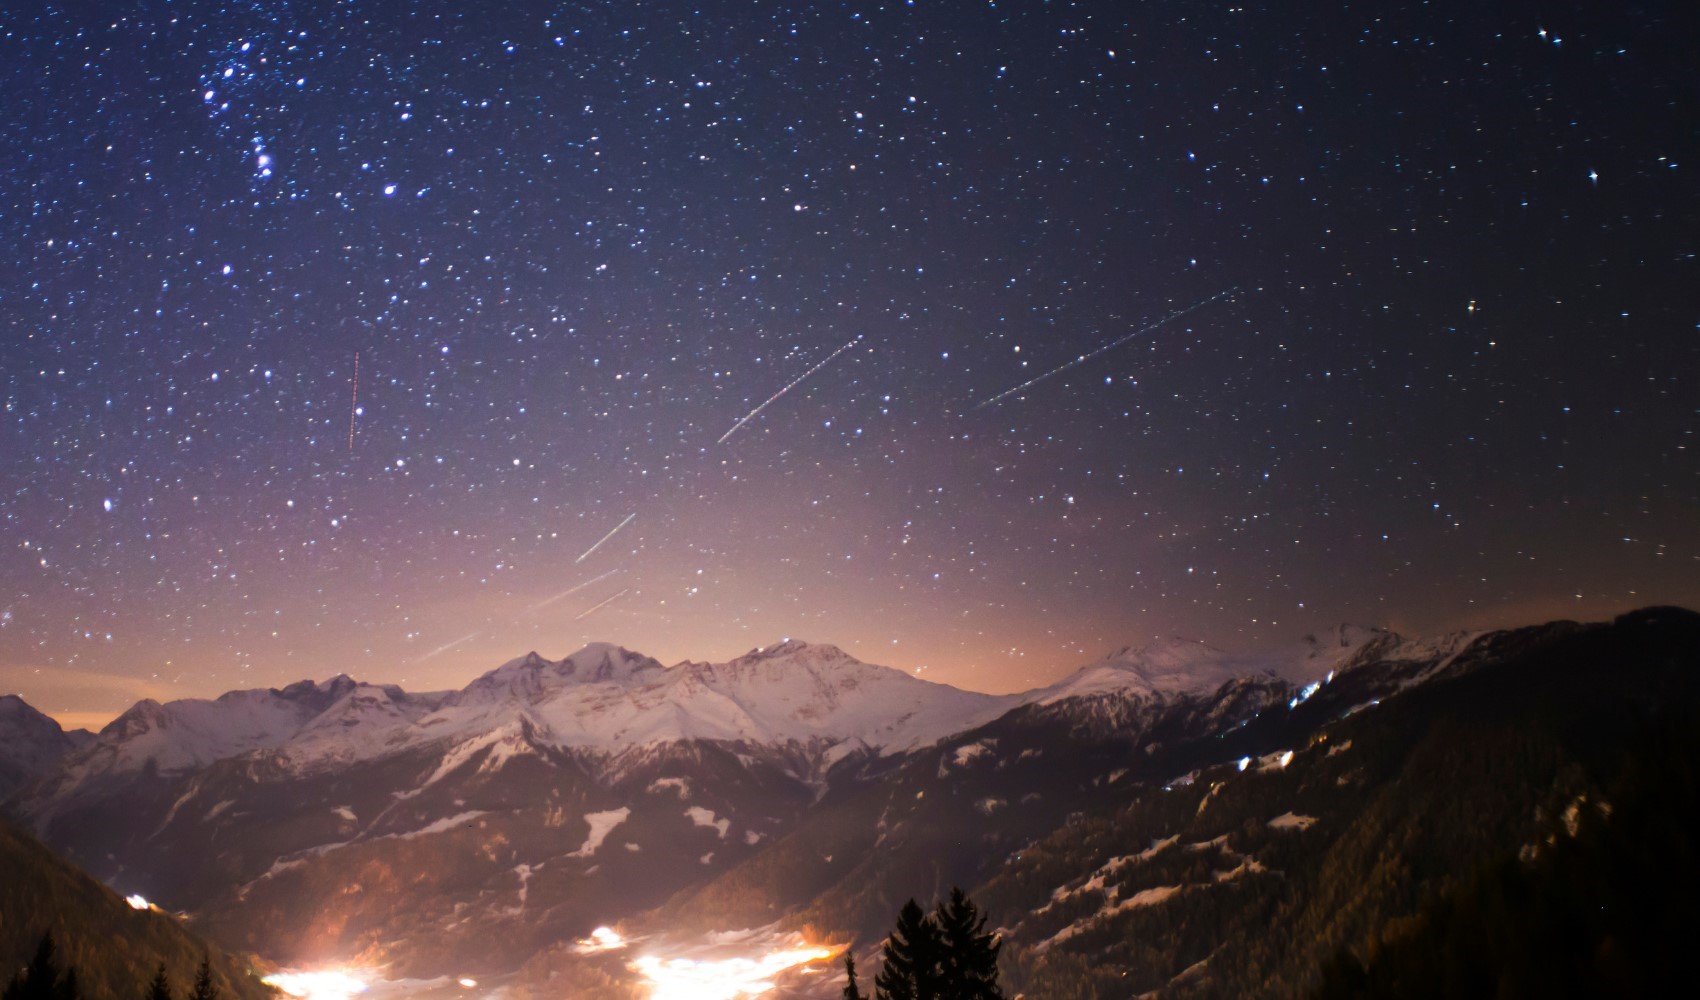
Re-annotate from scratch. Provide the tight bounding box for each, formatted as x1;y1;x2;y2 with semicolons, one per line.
5;628;1413;800
4;609;1694;993
0;695;94;801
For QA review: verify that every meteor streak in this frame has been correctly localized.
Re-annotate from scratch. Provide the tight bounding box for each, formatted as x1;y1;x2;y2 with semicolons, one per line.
347;351;361;452
574;588;630;620
717;335;864;444
527;568;622;612
974;289;1238;410
575;512;637;564
415;630;481;663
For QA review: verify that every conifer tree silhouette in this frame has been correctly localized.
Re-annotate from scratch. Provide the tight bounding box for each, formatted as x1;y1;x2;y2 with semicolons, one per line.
144;964;174;1000
874;899;945;1000
934;887;1003;999
842;952;865;1000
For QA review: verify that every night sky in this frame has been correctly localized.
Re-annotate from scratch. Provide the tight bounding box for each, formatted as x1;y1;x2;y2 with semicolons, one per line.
3;0;1697;728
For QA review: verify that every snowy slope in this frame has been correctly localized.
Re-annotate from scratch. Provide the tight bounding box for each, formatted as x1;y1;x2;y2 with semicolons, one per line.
18;641;1017;809
421;640;1016;757
85;677;358;775
1020;625;1443;707
15;626;1479;817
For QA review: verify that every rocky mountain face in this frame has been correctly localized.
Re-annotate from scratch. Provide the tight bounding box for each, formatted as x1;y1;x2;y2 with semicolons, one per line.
3;610;1695;998
0;694;92;801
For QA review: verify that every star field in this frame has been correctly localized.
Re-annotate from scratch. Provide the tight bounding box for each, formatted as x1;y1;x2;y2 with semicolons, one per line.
2;0;1697;725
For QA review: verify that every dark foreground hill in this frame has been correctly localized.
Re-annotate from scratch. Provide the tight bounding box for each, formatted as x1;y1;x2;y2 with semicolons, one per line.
0;821;275;1000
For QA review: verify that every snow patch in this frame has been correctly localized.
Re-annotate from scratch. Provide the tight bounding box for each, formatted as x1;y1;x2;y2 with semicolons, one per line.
939;740;996;776
1039;885;1183;952
686;806;730;839
386;811;487;841
1267;812;1317;831
570;807;632;857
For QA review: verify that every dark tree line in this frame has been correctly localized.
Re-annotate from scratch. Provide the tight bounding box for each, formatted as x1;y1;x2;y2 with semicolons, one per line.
843;887;1004;1000
3;934;219;1000
1314;716;1700;999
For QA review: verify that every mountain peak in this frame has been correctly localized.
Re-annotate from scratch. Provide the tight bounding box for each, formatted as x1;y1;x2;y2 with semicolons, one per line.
103;697;168;735
0;694;87;800
1304;623;1394;651
1101;636;1225;667
0;694;66;736
1029;627;1390;708
459;643;664;704
561;642;664;680
274;675;361;704
733;638;854;665
1;692;43;716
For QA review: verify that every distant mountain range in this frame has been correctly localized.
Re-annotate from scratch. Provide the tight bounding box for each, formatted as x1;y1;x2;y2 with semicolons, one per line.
3;609;1695;997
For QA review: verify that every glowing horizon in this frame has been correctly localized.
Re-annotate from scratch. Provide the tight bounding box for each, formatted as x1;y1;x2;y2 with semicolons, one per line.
631;945;838;1000
260;970;371;1000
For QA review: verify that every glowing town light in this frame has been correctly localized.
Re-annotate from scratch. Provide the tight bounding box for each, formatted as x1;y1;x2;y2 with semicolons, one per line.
576;926;628;954
457;978;477;988
260;970;370;1000
1288;680;1323;710
125;894;153;911
1236;756;1250;772
632;946;836;1000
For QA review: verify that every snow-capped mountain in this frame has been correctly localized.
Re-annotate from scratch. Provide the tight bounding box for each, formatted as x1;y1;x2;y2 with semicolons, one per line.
1018;624;1445;707
16;640;1016;808
0;694;92;800
0;638;1030;976
422;639;1018;760
7;629;1472;809
0;615;1587;986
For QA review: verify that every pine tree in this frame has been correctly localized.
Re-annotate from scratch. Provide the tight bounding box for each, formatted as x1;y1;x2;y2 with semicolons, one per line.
1;934;86;1000
51;968;79;1000
5;934;62;1000
842;953;864;1000
144;964;174;1000
934;887;1003;1000
875;899;944;1000
187;961;217;1000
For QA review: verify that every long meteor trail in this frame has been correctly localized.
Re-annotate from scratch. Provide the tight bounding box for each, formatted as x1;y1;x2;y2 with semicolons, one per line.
347;350;361;452
974;289;1238;410
574;588;630;620
415;630;481;663
575;513;636;564
527;568;622;613
717;335;864;444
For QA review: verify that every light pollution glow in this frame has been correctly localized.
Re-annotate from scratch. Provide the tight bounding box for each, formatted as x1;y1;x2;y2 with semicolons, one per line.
576;925;628;953
575;925;839;999
630;945;838;1000
260;970;370;1000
